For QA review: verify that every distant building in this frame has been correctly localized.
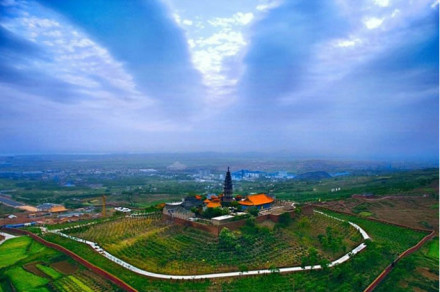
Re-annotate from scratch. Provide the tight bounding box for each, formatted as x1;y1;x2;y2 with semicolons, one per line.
238;194;274;210
37;203;67;213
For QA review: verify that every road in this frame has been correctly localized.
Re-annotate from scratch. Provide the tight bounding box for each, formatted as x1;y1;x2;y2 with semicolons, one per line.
0;195;24;207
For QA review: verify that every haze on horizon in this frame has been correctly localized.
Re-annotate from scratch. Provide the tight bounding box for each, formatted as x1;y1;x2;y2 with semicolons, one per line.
0;0;438;162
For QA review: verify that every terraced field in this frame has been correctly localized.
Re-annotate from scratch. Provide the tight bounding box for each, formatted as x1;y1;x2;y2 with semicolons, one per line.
0;236;122;292
66;212;363;275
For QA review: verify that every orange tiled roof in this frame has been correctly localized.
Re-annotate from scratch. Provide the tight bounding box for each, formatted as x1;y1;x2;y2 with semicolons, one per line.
195;195;202;200
238;194;274;206
207;202;221;208
210;195;218;199
203;199;211;203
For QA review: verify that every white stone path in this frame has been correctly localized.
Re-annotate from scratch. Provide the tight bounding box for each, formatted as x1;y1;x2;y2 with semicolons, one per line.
50;210;370;280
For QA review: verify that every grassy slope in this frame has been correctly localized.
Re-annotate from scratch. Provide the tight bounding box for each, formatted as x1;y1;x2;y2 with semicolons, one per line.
375;237;439;292
43;210;427;291
64;213;360;275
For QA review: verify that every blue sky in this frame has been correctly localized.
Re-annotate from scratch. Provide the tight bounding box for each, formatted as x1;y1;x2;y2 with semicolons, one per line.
0;0;438;161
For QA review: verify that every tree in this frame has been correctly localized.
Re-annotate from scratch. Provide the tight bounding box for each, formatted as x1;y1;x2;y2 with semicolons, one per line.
277;212;292;228
219;228;239;251
239;264;248;273
248;207;259;216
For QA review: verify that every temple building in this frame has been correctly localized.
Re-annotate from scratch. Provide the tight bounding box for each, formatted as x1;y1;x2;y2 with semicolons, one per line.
238;193;274;210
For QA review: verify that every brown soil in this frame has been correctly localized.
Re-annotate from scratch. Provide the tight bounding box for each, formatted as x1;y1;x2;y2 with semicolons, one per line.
416;267;439;281
51;260;78;274
321;195;439;233
23;262;48;278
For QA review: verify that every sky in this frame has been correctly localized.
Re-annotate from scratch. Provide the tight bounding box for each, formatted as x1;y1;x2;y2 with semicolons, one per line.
0;0;438;161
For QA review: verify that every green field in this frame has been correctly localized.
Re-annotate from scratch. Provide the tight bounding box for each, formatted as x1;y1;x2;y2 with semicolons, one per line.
427;237;439;260
65;212;361;274
0;236;33;268
5;266;49;291
37;264;62;280
0;236;122;292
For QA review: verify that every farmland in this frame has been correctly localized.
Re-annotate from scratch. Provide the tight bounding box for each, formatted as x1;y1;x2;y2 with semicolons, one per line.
319;195;439;232
375;237;439;292
64;212;362;274
0;236;122;292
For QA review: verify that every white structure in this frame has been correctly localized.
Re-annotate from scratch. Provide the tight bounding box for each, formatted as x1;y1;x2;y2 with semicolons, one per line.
114;207;132;213
211;215;235;226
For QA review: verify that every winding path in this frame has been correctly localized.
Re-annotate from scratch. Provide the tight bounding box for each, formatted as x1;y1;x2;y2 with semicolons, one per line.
50;210;371;280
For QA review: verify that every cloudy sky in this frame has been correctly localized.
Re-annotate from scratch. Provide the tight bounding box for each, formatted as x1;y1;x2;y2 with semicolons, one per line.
0;0;438;161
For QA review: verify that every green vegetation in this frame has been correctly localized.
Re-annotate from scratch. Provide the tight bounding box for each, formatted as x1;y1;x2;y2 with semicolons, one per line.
0;236;122;291
42;232;212;292
65;212;360;275
0;203;22;216
268;168;438;202
201;207;229;219
0;236;32;268
37;264;62;279
358;211;373;217
427;237;439;260
217;211;429;291
41;209;432;291
4;266;49;291
375;237;439;292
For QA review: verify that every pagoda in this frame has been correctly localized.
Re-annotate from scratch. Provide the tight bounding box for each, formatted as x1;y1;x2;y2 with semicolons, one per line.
222;167;233;204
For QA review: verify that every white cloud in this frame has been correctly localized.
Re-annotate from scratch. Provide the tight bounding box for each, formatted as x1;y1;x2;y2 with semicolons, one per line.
169;10;255;107
256;0;281;12
391;9;400;17
335;37;361;47
363;17;384;29
182;19;193;26
373;0;390;7
208;12;254;27
1;1;147;103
